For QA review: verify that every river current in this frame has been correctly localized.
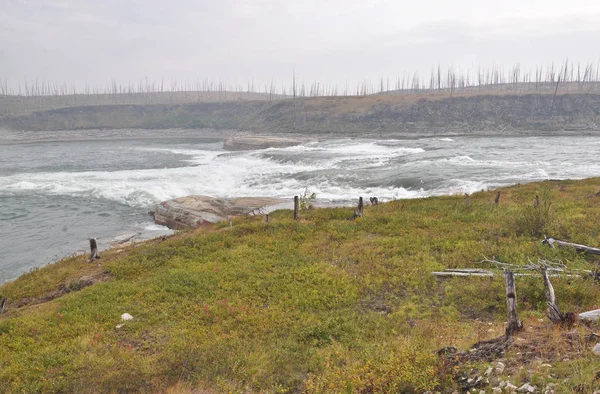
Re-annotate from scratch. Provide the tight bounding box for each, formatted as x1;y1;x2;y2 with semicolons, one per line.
2;134;600;282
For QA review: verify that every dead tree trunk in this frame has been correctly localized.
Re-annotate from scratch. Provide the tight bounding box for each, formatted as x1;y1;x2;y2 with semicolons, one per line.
89;238;100;263
541;267;564;323
294;196;299;220
542;237;600;255
505;269;523;337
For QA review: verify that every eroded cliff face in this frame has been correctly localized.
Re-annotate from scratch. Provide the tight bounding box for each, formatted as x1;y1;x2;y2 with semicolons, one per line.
151;195;287;229
2;93;599;136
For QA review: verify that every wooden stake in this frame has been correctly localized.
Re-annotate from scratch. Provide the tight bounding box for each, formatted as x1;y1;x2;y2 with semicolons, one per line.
504;269;522;337
358;197;364;217
294;196;299;220
89;238;100;263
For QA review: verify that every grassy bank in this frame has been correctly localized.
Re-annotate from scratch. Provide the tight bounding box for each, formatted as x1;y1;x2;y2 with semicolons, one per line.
2;179;600;392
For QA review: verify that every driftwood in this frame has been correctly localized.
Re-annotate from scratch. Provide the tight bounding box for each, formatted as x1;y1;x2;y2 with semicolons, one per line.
579;309;600;322
432;269;494;277
543;237;600;256
89;238;100;263
541;267;564;324
505;269;523;337
293;196;299;220
0;297;6;314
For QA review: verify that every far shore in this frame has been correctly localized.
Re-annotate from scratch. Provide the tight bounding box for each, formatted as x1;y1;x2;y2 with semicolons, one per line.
3;127;600;146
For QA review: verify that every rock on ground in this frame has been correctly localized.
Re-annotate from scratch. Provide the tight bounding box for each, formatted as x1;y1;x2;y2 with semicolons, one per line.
223;135;304;151
152;195;288;230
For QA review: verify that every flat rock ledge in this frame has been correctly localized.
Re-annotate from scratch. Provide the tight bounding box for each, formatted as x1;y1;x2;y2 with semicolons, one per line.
151;195;287;230
223;135;303;151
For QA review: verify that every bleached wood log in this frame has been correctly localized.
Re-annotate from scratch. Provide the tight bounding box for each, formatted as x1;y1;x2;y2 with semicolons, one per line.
505;269;523;337
541;267;564;323
432;271;495;277
579;309;600;322
543;237;600;255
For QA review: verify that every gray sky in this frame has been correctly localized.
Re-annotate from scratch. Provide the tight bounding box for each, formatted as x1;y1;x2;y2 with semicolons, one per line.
2;0;600;91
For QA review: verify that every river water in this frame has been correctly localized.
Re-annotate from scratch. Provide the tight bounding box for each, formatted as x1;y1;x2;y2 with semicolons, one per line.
2;134;600;283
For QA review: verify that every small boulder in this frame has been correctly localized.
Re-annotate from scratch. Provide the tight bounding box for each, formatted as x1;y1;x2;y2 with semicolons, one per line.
518;383;537;393
121;313;134;321
495;361;506;375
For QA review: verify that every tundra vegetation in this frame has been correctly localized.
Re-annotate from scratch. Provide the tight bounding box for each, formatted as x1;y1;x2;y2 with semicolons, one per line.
2;178;600;392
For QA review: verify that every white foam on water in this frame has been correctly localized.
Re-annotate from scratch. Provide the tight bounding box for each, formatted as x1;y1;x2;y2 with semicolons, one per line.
4;137;600;209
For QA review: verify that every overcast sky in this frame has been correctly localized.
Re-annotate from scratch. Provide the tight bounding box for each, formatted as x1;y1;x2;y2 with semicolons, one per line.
2;0;600;91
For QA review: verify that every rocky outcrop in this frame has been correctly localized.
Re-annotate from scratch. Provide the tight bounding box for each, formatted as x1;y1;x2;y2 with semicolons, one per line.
223;136;303;151
151;195;287;230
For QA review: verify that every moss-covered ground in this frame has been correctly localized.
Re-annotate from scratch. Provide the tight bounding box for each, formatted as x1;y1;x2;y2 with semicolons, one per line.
2;179;600;393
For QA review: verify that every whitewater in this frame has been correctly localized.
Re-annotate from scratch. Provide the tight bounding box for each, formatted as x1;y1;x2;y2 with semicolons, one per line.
2;134;600;282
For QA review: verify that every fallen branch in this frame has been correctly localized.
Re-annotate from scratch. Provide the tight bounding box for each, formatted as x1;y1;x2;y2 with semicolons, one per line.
542;237;600;255
579;309;600;323
541;266;564;324
432;269;494;277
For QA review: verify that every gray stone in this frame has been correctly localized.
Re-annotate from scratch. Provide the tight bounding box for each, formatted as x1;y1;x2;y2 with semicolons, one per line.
495;361;506;375
152;195;287;229
518;383;537;392
223;135;303;151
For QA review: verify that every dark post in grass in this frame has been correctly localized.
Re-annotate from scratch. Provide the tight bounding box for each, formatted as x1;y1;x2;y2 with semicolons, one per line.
89;238;101;263
0;297;6;314
465;193;470;207
294;196;299;220
358;197;364;217
495;191;501;205
505;269;523;337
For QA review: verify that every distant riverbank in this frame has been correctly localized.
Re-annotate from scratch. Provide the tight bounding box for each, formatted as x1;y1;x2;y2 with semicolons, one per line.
2;92;600;136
